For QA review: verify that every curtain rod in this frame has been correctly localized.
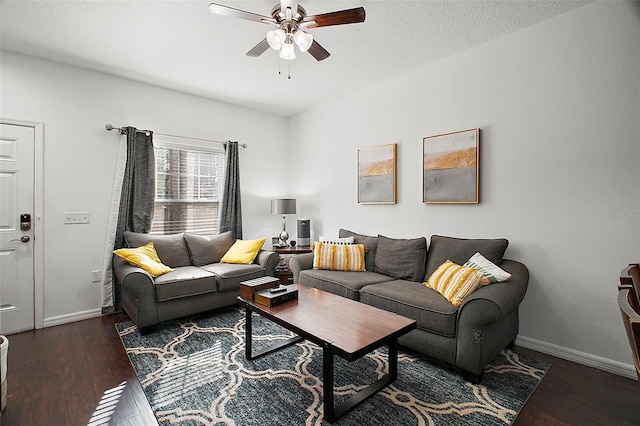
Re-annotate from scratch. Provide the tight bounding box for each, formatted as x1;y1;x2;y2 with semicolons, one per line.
104;124;247;148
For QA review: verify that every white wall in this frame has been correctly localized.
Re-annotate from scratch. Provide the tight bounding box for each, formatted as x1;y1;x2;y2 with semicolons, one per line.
289;2;640;376
1;51;288;324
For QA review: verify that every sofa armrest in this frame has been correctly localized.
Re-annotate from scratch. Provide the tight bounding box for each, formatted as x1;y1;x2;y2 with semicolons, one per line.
113;255;159;329
456;259;529;375
254;249;280;276
458;259;529;325
289;252;314;283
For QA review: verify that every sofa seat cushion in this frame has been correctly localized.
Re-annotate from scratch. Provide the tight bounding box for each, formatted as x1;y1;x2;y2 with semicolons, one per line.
360;280;459;338
299;269;392;300
124;231;191;268
153;266;218;302
201;263;266;292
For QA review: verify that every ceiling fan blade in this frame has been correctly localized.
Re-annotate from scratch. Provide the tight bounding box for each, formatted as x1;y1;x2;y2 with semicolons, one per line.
307;40;330;61
246;38;271;57
209;3;276;24
303;7;365;28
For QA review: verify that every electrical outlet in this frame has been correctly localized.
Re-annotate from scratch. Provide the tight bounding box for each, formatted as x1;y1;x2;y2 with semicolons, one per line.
64;212;90;224
92;270;101;282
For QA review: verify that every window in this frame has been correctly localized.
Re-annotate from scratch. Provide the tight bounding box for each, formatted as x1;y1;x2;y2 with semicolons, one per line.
150;138;225;235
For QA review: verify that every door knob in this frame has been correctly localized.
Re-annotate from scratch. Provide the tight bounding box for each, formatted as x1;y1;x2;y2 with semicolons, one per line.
11;236;30;243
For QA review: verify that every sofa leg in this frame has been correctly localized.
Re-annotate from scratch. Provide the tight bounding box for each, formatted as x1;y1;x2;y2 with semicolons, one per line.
462;370;483;384
139;326;154;335
506;339;517;349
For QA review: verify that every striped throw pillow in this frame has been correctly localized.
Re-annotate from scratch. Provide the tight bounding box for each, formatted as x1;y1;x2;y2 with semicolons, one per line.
464;252;512;285
313;242;366;272
424;260;483;306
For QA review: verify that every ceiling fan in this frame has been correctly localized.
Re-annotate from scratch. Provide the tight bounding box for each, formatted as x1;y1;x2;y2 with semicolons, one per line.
208;1;365;61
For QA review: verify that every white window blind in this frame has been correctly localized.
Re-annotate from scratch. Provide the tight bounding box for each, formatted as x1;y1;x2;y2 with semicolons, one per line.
150;139;225;235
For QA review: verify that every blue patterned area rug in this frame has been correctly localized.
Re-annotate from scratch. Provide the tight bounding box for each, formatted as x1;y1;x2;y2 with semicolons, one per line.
116;307;549;425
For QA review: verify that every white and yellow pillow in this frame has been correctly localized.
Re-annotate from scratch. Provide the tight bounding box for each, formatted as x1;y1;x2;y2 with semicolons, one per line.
113;242;173;277
313;242;365;272
424;260;483;306
464;252;511;285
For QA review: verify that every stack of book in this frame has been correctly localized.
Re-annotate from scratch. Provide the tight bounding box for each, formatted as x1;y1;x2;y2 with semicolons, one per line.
254;286;299;307
239;276;279;301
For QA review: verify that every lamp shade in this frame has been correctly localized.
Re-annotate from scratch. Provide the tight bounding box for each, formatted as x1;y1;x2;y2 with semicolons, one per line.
279;42;296;60
271;199;296;215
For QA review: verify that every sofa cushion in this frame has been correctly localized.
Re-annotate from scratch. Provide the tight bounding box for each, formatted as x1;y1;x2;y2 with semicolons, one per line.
425;260;483;306
221;238;266;264
374;235;427;282
113;242;173;277
184;231;235;266
339;229;378;272
360;280;459;338
200;263;266;292
313;242;366;272
425;235;509;278
153;266;217;301
299;270;392;300
124;231;191;268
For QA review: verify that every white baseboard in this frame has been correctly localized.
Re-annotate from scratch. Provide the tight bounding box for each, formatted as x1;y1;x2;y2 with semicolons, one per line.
43;308;103;328
516;335;638;380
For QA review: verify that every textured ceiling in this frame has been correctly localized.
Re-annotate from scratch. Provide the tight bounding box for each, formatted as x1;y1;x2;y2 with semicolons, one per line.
1;0;590;116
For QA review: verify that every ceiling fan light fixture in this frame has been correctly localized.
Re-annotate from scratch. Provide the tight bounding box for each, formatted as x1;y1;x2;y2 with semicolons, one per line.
293;30;313;52
267;28;286;50
279;41;296;60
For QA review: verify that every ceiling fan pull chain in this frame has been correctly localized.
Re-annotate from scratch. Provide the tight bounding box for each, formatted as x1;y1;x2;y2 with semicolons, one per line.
288;60;291;80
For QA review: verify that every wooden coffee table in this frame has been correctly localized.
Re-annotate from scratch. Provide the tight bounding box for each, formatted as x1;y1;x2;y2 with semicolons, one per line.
237;284;417;423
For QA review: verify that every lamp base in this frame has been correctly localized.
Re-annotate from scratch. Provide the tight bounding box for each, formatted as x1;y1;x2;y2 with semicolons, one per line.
279;229;289;246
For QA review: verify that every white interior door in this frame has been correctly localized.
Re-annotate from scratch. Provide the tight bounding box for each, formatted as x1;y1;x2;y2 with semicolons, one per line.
0;123;36;334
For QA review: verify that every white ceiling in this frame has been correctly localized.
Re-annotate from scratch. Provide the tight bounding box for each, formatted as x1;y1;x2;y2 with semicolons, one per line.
1;0;590;117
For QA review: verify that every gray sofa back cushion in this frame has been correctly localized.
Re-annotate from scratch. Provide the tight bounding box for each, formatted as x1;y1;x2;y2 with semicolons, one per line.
374;234;427;282
339;229;378;272
425;235;509;278
123;231;191;268
184;231;235;266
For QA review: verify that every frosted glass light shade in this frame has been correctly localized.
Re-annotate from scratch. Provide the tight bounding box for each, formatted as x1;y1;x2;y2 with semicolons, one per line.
294;30;313;52
267;29;286;50
279;42;296;60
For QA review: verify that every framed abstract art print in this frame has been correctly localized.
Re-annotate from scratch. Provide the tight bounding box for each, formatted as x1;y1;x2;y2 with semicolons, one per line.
423;128;479;204
358;143;397;204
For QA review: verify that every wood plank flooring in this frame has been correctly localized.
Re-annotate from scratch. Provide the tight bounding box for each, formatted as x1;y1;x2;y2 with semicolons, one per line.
1;312;639;425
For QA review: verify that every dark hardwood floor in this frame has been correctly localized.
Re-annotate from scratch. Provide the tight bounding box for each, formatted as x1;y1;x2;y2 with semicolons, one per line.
1;312;639;425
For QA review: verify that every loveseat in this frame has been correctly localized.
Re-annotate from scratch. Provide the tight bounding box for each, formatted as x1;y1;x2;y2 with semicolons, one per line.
113;231;280;333
289;229;529;383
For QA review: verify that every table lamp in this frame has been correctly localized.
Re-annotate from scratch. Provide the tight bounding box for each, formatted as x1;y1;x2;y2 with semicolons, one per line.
271;198;296;246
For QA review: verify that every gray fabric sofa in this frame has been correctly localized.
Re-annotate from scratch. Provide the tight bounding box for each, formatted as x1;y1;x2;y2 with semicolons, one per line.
289;229;529;383
114;231;280;333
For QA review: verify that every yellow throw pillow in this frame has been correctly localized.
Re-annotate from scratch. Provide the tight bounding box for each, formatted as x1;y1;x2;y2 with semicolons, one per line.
313;242;366;272
221;237;266;264
424;260;483;306
113;242;173;277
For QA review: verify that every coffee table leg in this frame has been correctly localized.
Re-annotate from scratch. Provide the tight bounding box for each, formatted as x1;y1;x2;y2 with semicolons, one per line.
245;305;253;360
242;303;303;360
323;342;335;423
323;339;399;424
389;339;398;381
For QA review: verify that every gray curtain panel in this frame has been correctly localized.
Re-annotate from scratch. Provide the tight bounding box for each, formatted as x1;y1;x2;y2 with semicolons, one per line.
111;127;155;310
218;141;243;239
